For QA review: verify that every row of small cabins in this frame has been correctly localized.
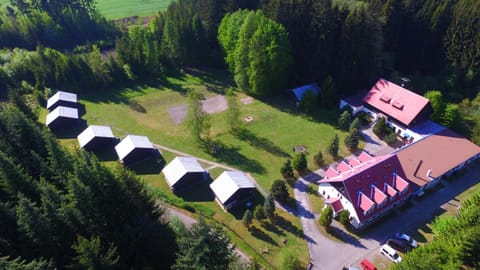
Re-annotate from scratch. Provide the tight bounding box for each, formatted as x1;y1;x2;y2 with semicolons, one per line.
45;91;256;211
317;79;480;230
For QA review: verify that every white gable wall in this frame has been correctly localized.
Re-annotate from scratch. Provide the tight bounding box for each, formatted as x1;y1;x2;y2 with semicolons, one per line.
318;182;360;228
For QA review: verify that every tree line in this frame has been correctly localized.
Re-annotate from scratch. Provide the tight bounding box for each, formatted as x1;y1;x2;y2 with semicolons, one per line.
0;97;257;269
392;190;480;269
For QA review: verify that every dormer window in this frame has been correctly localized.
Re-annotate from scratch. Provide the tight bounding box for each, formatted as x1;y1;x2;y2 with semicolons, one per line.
380;95;391;103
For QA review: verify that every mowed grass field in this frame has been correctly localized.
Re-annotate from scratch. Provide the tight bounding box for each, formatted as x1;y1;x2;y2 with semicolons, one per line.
41;69;354;269
0;0;172;20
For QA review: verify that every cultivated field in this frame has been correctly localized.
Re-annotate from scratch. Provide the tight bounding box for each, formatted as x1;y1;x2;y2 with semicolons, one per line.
0;0;173;19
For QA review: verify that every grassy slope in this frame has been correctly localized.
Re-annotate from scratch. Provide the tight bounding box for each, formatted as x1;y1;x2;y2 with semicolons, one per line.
0;0;172;19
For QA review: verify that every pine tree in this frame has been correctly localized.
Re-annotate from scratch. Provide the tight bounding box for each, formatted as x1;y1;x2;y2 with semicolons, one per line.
263;194;275;219
292;153;307;173
319;206;333;228
242;209;253;230
280;159;294;179
327;134;339;157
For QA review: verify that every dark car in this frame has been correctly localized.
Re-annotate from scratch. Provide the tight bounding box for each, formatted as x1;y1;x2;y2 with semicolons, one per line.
387;238;412;253
394;233;419;248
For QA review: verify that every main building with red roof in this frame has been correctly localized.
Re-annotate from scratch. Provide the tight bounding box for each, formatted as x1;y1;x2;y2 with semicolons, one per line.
340;79;434;143
319;129;480;230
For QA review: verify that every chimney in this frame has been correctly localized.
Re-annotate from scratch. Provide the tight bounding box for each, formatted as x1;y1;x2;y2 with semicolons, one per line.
426;169;434;180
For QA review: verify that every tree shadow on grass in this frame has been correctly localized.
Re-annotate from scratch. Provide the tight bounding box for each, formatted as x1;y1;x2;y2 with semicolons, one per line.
203;140;265;174
233;128;290;158
250;226;278;246
261;221;285;236
272;215;303;238
177;178;215;202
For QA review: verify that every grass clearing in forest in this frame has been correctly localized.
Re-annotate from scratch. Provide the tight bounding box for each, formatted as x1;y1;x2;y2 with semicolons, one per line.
0;0;172;20
49;69;353;268
97;0;173;20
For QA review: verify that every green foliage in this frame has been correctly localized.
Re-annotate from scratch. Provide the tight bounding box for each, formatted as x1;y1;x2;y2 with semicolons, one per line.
392;192;480;269
292;153;307;173
320;76;336;108
270;180;289;202
218;10;291;97
338;210;350;227
299;90;317;115
254;205;265;220
424;90;445;122
186;91;211;143
373;117;388;138
384;132;397;146
280;159;294;179
338;110;352;130
344;128;360;151
327;134;339;157
319;206;333;228
349;118;360;133
0;108;177;269
263;193;275;219
173;219;235;270
242;209;253;229
279;250;302;270
70;236;120;270
441;103;460;128
313;151;324;167
0;256;54;270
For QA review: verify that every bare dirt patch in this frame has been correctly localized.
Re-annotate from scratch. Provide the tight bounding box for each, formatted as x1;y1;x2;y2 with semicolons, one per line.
168;95;228;124
241;96;254;105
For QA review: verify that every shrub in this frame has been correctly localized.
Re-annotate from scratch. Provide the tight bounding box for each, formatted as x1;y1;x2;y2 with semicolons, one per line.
292;153;307;173
384;132;397;145
327;134;339;157
263;193;275;219
242;209;253;230
338;110;352;130
280;159;294;179
280;250;302;270
313;151;324;167
319;206;333;228
373;117;388;137
349;117;360;133
254;205;265;220
344;129;360;151
271;180;289;202
338;210;350;227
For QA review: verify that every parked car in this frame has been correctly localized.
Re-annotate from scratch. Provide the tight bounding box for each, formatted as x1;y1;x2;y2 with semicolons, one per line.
394;232;419;248
380;244;402;263
342;266;359;270
360;259;376;270
387;238;411;253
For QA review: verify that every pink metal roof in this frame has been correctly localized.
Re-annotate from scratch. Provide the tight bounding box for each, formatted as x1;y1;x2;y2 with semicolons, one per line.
372;185;387;205
385;184;398;197
359;193;375;212
325;167;339;179
363;79;430;126
394;174;409;193
336;161;353;173
358;151;374;163
348;158;362;168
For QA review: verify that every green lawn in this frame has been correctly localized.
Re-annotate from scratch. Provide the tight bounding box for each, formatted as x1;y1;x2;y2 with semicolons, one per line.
44;69;352;269
0;0;172;20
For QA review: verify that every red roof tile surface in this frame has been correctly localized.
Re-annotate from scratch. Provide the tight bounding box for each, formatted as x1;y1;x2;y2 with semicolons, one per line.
363;79;430;126
358;151;374;163
385;184;398;197
325;167;339;179
348;158;362;168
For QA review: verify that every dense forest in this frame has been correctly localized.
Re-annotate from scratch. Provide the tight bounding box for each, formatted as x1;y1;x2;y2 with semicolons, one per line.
1;0;480;268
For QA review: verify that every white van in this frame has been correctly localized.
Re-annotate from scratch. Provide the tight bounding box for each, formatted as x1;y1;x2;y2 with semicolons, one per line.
380;244;402;263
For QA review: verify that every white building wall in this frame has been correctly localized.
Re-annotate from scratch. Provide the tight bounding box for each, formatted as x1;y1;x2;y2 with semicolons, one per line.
318;183;360;228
